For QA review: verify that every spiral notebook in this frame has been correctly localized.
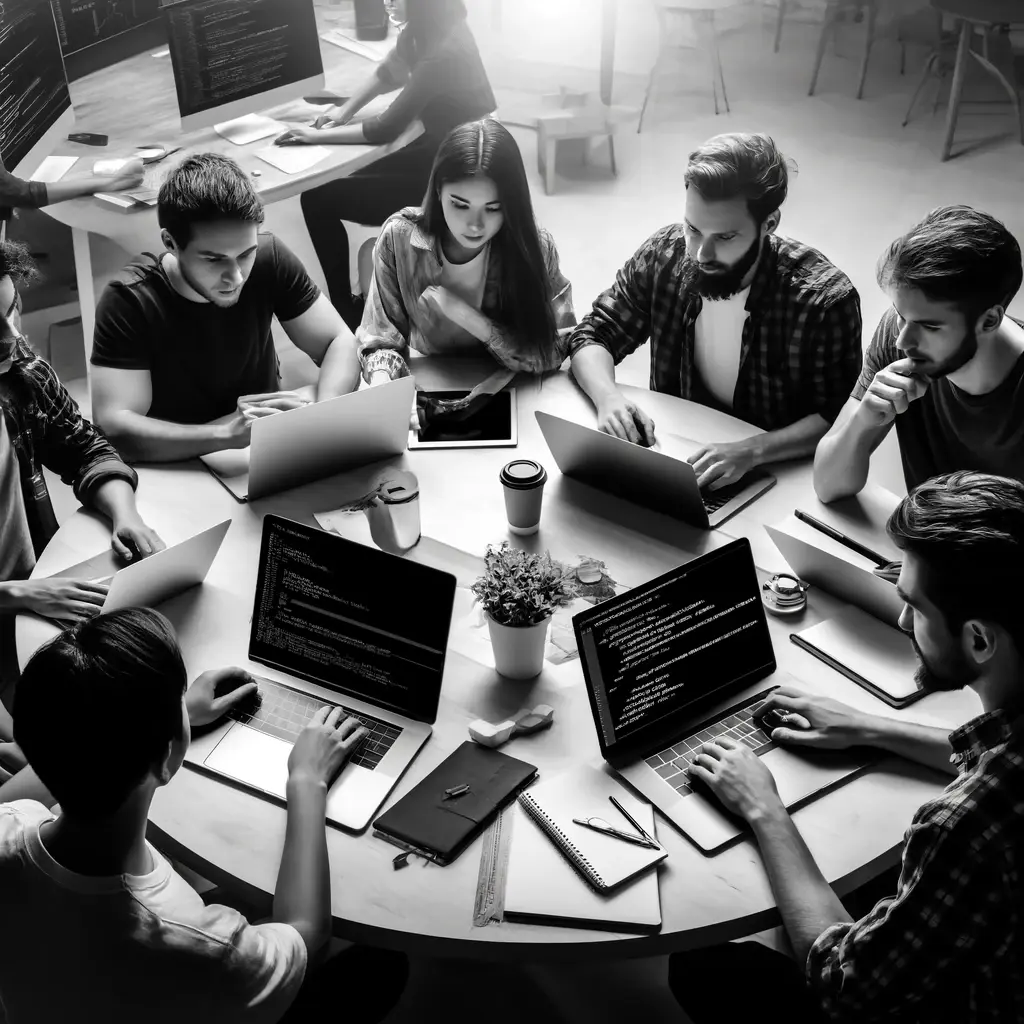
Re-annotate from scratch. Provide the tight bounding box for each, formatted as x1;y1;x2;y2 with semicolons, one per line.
504;765;667;932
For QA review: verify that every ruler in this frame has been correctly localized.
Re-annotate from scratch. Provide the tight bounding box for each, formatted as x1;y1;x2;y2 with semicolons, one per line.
473;806;514;927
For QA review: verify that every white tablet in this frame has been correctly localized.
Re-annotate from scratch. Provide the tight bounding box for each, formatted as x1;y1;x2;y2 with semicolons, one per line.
408;389;518;450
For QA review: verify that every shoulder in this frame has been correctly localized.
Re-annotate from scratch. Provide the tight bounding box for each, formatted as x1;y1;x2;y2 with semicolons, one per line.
769;235;857;309
536;225;560;263
424;20;480;62
102;253;166;300
254;231;298;268
626;223;686;272
0;800;51;853
380;209;423;242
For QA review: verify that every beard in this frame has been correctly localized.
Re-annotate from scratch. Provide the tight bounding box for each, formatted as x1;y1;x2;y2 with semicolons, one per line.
909;632;978;694
913;327;978;381
178;260;243;308
681;235;764;300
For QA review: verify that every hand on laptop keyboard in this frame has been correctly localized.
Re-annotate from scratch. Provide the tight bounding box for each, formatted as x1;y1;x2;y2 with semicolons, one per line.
688;735;783;823
288;706;369;788
186;668;260;729
686;440;756;492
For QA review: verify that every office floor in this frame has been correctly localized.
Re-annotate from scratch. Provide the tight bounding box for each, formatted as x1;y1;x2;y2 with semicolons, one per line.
37;13;1022;1021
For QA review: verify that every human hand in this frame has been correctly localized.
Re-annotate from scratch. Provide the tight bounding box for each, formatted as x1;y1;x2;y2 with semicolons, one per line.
14;578;108;623
856;357;930;429
595;392;657;446
368;370;394;388
686;439;759;491
751;687;873;750
110;515;166;563
106;158;145;192
287;706;369;788
185;667;259;728
238;391;311;417
688;736;783;822
276;126;322;146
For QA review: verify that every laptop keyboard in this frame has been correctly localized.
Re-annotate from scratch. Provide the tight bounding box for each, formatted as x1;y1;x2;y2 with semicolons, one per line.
700;477;753;514
644;689;777;797
226;676;403;771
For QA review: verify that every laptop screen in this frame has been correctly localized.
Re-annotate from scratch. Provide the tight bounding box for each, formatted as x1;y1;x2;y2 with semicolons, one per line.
574;539;776;755
250;516;455;724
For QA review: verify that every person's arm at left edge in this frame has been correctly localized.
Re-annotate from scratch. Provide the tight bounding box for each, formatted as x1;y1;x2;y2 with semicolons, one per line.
688;286;864;490
280;294;361;401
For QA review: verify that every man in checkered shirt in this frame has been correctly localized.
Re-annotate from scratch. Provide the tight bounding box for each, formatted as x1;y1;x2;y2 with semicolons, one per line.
567;132;862;492
669;470;1024;1023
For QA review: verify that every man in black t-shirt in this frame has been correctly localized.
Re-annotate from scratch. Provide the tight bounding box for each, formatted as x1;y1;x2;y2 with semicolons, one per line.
90;154;362;463
814;205;1024;501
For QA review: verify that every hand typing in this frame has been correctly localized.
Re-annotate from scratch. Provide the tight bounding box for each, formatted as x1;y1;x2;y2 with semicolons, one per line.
288;706;369;789
595;391;657;446
686;439;759;491
12;578;108;623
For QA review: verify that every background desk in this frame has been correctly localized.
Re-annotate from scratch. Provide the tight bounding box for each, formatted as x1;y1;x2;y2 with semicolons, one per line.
37;11;418;362
17;369;980;961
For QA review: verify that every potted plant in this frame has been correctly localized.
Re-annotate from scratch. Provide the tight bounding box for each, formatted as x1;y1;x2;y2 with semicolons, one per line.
471;543;578;679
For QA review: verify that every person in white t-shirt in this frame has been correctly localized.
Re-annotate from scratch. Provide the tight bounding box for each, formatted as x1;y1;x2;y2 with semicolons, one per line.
0;607;409;1024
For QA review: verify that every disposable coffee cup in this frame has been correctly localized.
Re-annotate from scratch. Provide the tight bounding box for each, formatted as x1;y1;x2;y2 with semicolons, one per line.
500;460;547;536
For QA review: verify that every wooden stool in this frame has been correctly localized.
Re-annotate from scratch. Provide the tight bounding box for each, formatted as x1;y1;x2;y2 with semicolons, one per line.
535;100;632;196
807;1;894;100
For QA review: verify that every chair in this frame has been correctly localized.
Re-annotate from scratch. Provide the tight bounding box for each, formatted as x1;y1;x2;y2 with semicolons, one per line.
639;0;736;130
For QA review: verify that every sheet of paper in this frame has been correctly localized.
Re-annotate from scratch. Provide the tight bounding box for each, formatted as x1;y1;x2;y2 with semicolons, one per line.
214;113;283;146
255;145;331;174
31;155;78;183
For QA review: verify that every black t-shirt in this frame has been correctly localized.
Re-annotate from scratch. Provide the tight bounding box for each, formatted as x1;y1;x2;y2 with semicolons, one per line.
90;233;319;424
854;308;1024;490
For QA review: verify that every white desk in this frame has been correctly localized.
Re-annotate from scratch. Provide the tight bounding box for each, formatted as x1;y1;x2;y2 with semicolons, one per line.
17;369;980;961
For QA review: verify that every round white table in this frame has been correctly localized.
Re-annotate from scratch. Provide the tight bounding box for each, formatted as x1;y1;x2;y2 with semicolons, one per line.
17;367;980;961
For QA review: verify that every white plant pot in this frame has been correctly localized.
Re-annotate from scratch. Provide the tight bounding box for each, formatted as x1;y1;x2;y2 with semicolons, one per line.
486;613;550;680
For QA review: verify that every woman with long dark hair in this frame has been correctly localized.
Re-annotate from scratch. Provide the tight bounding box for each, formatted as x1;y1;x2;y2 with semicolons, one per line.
280;0;495;329
357;119;576;382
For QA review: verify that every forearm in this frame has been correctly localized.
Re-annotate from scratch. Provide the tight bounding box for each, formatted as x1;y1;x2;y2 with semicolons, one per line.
569;345;621;407
0;765;56;807
101;410;237;463
316;333;362;401
308;124;370;146
813;414;882;503
750;804;853;965
0;581;32;612
345;73;390;115
90;478;138;525
747;414;829;468
43;175;126;204
861;715;956;776
273;776;332;955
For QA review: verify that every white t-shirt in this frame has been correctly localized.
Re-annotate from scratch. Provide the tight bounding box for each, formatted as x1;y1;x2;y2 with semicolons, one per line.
0;800;307;1024
440;244;489;311
693;287;750;409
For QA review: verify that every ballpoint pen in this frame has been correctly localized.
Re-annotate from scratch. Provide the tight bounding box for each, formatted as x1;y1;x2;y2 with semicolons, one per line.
794;509;890;567
609;795;660;849
572;817;659;849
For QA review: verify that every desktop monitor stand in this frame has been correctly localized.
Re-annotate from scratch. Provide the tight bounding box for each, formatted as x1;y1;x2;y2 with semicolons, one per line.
213;114;282;147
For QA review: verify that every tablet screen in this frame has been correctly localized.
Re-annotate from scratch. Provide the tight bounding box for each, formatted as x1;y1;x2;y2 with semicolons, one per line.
409;390;518;450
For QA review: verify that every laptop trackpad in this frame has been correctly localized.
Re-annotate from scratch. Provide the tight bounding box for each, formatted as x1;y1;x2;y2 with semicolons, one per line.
762;746;866;806
205;725;290;797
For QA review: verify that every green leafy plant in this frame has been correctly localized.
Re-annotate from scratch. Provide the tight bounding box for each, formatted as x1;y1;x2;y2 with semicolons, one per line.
472;543;578;627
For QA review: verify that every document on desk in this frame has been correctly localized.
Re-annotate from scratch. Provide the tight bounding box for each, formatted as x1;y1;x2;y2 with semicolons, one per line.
30;155;78;183
255;145;332;174
214;113;283;146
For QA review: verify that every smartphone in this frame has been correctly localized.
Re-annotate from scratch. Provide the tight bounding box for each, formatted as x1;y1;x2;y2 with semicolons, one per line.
67;132;108;146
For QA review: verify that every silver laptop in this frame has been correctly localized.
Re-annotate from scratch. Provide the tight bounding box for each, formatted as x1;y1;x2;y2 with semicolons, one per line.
536;411;776;529
765;524;904;629
185;515;456;832
200;376;416;501
48;520;231;614
573;538;871;853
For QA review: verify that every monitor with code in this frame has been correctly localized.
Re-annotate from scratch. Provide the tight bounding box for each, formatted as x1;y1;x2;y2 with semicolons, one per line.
163;0;324;131
574;539;776;756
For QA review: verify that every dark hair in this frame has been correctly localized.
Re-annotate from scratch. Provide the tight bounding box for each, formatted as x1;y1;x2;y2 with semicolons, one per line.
877;205;1023;322
405;0;467;43
158;152;264;247
14;608;187;816
0;238;39;288
418;118;556;359
886;471;1024;657
684;133;791;226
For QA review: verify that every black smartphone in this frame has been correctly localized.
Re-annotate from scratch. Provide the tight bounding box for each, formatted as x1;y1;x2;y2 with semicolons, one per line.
67;132;108;146
303;93;349;105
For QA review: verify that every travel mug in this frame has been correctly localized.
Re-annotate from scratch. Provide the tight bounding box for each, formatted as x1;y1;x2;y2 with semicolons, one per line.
500;460;547;536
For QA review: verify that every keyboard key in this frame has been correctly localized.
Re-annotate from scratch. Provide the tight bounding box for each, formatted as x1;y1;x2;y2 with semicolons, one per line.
671;778;693;795
655;764;678;779
645;754;665;768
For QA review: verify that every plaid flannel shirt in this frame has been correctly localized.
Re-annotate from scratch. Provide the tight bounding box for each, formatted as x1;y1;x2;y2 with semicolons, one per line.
0;336;136;558
567;226;862;431
806;708;1024;1023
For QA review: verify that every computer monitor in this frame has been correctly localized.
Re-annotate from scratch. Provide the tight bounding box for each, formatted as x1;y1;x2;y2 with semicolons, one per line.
0;0;75;178
163;0;325;133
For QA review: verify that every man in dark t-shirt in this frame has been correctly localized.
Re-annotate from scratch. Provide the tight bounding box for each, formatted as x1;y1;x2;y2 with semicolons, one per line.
814;205;1024;501
90;153;362;463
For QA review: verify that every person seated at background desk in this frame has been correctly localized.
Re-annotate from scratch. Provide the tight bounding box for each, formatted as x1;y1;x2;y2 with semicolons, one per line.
567;132;863;491
669;470;1024;1024
90;154;361;464
814;205;1024;503
280;0;496;329
0;608;409;1024
358;119;575;384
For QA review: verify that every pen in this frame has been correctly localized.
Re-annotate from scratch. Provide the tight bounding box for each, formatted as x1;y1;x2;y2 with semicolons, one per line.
572;818;658;849
794;509;890;567
443;784;470;800
609;795;659;849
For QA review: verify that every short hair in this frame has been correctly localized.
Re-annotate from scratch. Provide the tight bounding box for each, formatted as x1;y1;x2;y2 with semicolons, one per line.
0;238;39;288
886;471;1024;658
877;205;1023;320
684;133;790;226
14;608;187;816
158;152;264;247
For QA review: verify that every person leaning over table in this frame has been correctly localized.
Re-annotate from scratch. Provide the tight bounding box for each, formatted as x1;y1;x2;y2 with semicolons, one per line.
0;608;409;1024
813;205;1024;504
667;470;1024;1024
567;132;863;492
89;153;362;464
357;118;576;385
279;0;496;330
0;241;164;778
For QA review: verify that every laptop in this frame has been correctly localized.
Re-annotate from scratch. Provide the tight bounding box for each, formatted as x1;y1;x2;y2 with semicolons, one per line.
765;523;904;629
535;411;776;529
48;520;231;614
573;538;871;852
200;376;416;501
185;515;456;832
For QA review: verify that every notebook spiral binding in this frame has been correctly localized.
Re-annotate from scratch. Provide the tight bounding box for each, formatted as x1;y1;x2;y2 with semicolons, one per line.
518;792;606;892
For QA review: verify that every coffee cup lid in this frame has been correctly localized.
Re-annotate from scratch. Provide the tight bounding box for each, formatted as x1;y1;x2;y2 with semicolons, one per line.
500;460;547;489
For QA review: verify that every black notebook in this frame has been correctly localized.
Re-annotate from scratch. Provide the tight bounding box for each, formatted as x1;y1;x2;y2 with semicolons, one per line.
372;742;537;866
